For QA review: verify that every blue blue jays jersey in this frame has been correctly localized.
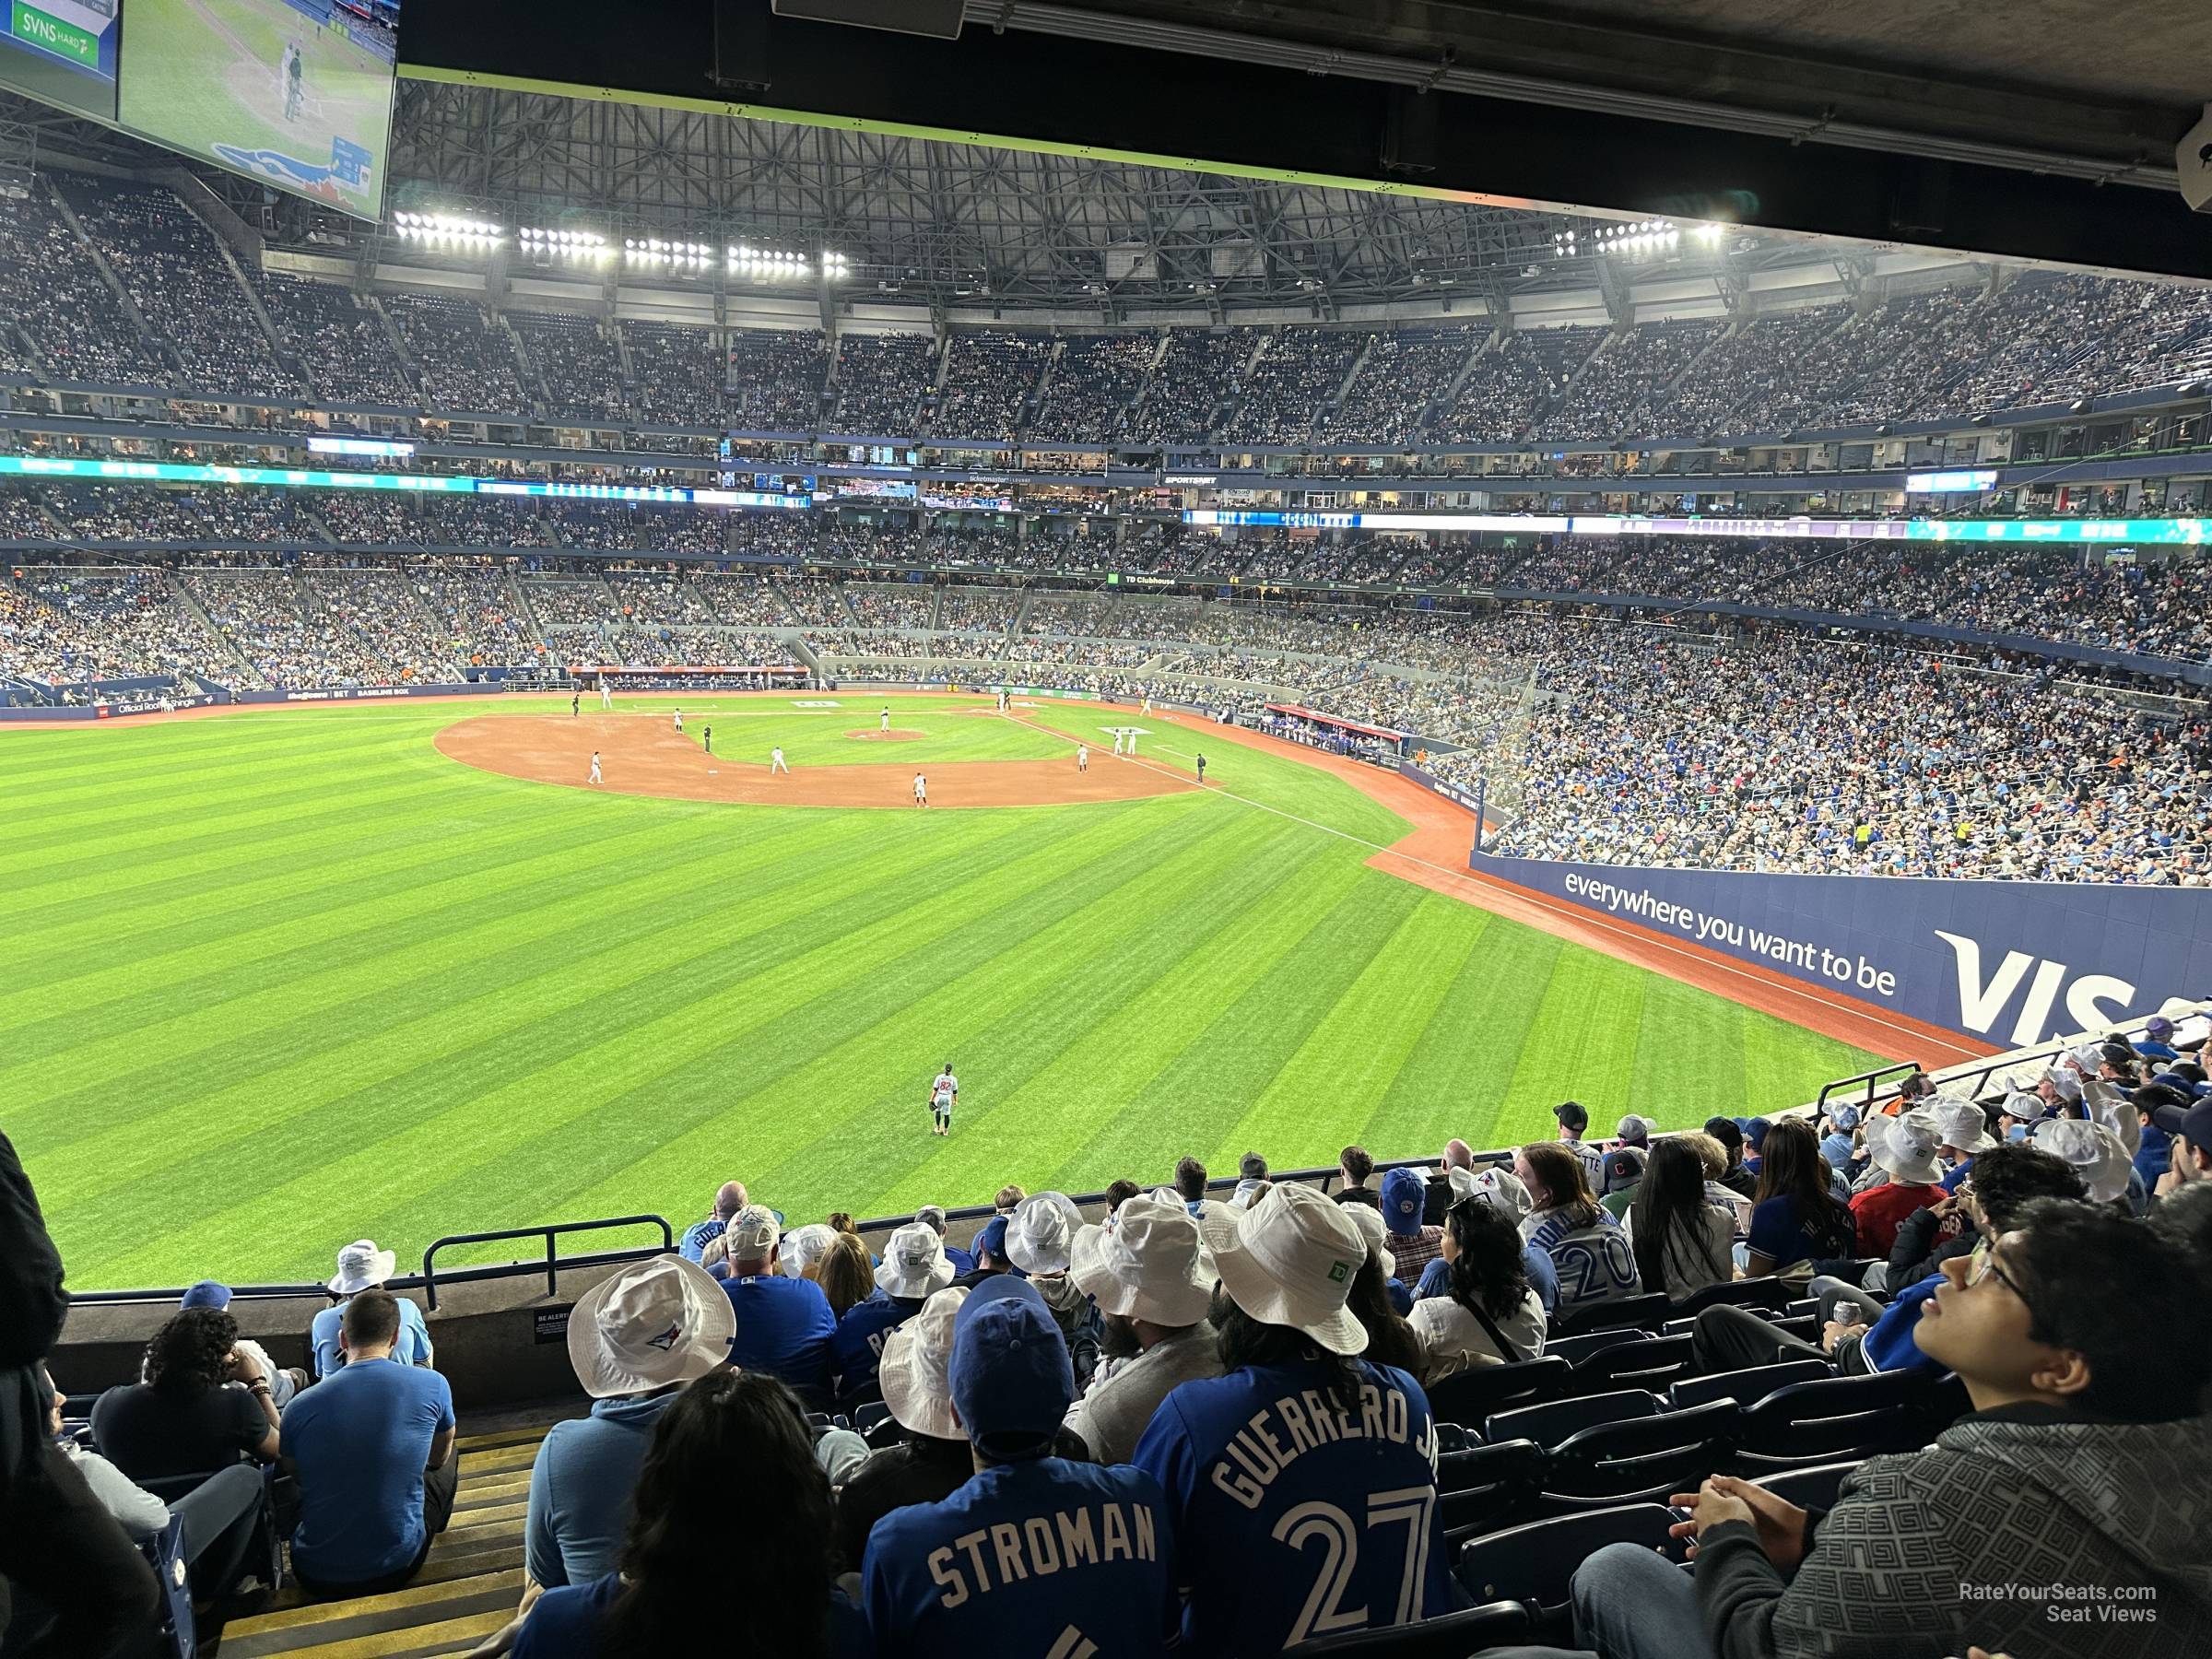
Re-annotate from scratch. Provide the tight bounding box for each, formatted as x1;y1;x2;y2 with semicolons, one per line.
1131;1358;1450;1655
832;1292;923;1395
862;1458;1175;1658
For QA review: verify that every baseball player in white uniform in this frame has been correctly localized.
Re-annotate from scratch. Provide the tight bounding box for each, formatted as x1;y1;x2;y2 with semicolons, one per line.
929;1065;958;1135
599;677;613;710
1077;743;1088;771
771;745;789;775
1125;728;1138;757
912;771;928;808
588;751;602;784
1112;730;1125;757
673;708;684;735
880;706;891;734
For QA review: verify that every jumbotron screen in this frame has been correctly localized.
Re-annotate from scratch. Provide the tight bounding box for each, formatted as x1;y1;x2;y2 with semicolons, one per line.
0;0;122;121
117;0;397;219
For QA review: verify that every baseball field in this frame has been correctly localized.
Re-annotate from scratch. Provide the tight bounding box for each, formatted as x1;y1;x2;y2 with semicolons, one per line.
4;692;1886;1290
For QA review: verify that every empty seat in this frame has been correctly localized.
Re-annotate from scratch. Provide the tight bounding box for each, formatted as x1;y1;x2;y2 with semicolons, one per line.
1733;1371;1941;1470
1569;1334;1695;1392
1750;1458;1863;1512
1426;1356;1571;1430
1488;1388;1656;1449
1552;1292;1673;1338
1668;1359;1831;1410
1545;1327;1650;1366
1456;1502;1685;1628
851;1400;892;1432
1294;1599;1535;1656
1672;1277;1788;1317
1538;1400;1740;1510
1436;1439;1546;1546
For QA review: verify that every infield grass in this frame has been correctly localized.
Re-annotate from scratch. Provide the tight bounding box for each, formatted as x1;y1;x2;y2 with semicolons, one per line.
3;693;1883;1288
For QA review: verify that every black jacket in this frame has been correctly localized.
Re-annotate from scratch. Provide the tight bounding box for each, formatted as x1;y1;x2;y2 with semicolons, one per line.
1;1130;68;1492
1886;1202;1977;1289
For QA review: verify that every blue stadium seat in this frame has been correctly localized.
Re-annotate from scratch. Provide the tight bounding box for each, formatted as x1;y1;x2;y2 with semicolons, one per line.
1424;1357;1572;1430
1750;1459;1863;1512
1292;1599;1535;1656
1667;1359;1831;1410
1732;1371;1944;1470
1455;1502;1686;1629
1487;1388;1655;1448
851;1400;893;1433
1536;1400;1740;1512
1435;1439;1546;1546
1543;1327;1649;1366
1671;1277;1787;1317
1567;1334;1695;1392
1552;1291;1672;1338
146;1514;197;1659
1766;1314;1821;1342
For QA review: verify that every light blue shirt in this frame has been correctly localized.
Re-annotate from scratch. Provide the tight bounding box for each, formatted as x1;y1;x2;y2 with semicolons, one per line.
312;1294;433;1378
525;1392;679;1588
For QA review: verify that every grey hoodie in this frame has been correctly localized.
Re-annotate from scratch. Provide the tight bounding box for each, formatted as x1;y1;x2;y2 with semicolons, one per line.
1698;1405;2212;1659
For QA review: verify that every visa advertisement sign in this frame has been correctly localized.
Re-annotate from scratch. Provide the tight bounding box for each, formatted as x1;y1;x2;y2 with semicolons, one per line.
1472;853;2212;1049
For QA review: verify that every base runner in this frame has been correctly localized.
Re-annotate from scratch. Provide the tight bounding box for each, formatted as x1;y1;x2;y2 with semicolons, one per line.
929;1064;958;1135
588;751;602;785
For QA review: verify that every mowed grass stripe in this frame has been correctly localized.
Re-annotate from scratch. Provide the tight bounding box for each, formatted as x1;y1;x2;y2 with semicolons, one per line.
65;804;1199;1283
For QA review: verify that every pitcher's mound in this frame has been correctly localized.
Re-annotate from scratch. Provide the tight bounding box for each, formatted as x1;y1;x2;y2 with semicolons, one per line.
846;728;926;741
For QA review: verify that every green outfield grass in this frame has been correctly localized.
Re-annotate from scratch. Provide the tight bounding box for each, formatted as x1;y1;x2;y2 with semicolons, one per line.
3;693;1883;1289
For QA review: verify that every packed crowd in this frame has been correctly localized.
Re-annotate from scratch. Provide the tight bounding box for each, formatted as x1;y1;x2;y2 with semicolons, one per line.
1434;327;1605;443
1219;325;1366;446
10;1039;2210;1659
1125;329;1252;444
1317;325;1486;446
511;312;628;425
1535;320;1726;444
1027;333;1156;442
931;331;1053;444
0;191;167;386
830;334;938;435
386;293;533;417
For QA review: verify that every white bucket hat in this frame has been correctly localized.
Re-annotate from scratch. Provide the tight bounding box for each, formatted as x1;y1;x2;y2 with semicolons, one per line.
876;1222;955;1300
567;1256;735;1399
1006;1192;1085;1276
329;1239;397;1296
1456;1164;1533;1224
878;1285;971;1440
1068;1193;1215;1325
2042;1066;2084;1103
1928;1097;1996;1155
1865;1108;1947;1187
778;1223;836;1279
1197;1182;1369;1356
2031;1119;2134;1203
1340;1199;1396;1281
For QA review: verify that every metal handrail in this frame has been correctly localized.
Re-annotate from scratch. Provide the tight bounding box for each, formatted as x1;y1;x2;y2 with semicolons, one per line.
1815;1060;1924;1119
420;1215;672;1311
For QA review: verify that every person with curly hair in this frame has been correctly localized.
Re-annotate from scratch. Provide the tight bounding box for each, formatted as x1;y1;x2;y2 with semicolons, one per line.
91;1306;281;1483
512;1370;867;1659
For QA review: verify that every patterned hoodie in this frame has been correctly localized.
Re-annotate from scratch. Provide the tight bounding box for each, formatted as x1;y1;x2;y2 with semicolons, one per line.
1698;1404;2212;1658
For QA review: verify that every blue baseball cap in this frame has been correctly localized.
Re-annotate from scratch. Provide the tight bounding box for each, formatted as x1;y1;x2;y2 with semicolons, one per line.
947;1277;1073;1460
179;1280;232;1311
972;1214;1026;1277
1381;1167;1427;1236
1745;1117;1773;1151
2152;1098;2212;1155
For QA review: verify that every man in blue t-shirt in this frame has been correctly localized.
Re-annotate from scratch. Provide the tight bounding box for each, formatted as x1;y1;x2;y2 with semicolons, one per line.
833;1222;953;1398
282;1289;457;1594
862;1277;1176;1658
718;1205;836;1400
677;1180;749;1263
310;1240;434;1378
1133;1184;1451;1656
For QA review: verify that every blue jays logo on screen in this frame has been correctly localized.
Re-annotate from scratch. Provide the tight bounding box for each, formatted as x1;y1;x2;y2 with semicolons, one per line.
211;135;372;202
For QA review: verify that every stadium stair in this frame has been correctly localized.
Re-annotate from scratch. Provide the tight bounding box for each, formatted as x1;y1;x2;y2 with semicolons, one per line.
214;1418;551;1659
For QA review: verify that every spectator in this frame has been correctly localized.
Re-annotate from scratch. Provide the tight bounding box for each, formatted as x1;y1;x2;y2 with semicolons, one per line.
2030;1119;2135;1205
1411;1195;1547;1378
1517;1142;1642;1311
169;1281;306;1406
1597;1147;1648;1218
1233;1150;1269;1208
1685;1129;1756;1232
1848;1108;1952;1263
2153;1099;2212;1195
1421;1137;1477;1224
1625;1137;1736;1302
281;1289;458;1597
1574;1200;2212;1659
91;1308;281;1480
771;1223;838;1285
512;1371;866;1659
1553;1100;1606;1186
1064;1193;1222;1465
717;1206;837;1402
524;1258;733;1599
1339;1203;1424;1373
1005;1193;1102;1386
45;1365;268;1606
1413;1165;1562;1317
1335;1145;1381;1209
1818;1104;1862;1175
816;1232;877;1322
1931;1097;1998;1194
831;1222;952;1402
994;1185;1027;1216
1171;1157;1211;1218
1998;1090;2050;1142
1102;1180;1142;1220
677;1181;747;1263
1616;1115;1654;1151
912;1205;973;1275
311;1241;433;1378
1741;1117;1773;1177
1704;1117;1759;1199
0;1127;161;1659
2136;1015;2183;1065
834;1287;972;1570
1133;1184;1451;1653
1381;1166;1446;1281
1742;1119;1857;1285
862;1277;1176;1657
950;1215;1018;1290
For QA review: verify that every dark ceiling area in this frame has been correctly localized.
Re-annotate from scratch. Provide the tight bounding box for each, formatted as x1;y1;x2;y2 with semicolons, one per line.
400;0;2212;282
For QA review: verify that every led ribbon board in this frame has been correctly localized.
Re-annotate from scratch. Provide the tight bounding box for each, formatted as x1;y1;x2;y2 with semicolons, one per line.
1182;509;2211;545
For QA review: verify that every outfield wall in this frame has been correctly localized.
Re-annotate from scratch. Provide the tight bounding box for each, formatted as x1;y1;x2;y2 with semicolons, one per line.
1469;852;2212;1050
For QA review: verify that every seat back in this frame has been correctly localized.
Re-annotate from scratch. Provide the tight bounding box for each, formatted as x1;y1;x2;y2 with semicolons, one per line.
1539;1400;1740;1508
1292;1600;1535;1656
1488;1388;1656;1448
1750;1459;1862;1512
1455;1502;1683;1612
1734;1370;1939;1467
1425;1357;1571;1431
1672;1277;1787;1317
1668;1359;1831;1411
1570;1334;1695;1392
1552;1291;1673;1338
1436;1439;1546;1546
1544;1327;1649;1366
851;1400;893;1433
146;1514;196;1659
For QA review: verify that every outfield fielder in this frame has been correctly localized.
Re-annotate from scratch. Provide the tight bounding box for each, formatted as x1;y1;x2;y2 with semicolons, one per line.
929;1064;958;1135
599;677;613;710
912;771;928;808
588;750;602;785
771;745;790;775
1077;743;1088;772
